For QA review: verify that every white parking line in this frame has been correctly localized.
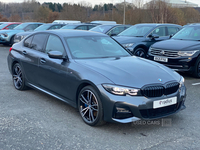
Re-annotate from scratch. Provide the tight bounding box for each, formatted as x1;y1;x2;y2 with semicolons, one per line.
192;82;200;86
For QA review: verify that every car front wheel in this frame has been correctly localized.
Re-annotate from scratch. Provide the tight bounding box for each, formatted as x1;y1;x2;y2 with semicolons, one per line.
194;57;200;78
78;86;105;126
134;48;146;58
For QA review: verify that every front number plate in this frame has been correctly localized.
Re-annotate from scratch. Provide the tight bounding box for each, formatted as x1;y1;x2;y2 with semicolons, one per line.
153;97;177;109
154;56;168;62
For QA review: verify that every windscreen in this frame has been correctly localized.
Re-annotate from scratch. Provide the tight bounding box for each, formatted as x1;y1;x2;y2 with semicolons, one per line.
61;25;77;29
0;23;8;29
172;26;200;41
34;24;51;31
65;36;130;59
90;25;114;33
14;23;28;30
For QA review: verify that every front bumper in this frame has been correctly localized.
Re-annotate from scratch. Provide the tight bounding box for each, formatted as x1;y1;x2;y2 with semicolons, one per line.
0;34;10;44
97;84;186;123
147;54;198;72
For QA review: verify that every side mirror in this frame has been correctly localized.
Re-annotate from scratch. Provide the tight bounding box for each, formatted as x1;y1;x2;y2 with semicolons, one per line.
149;34;159;39
48;51;63;59
169;34;174;38
110;33;117;36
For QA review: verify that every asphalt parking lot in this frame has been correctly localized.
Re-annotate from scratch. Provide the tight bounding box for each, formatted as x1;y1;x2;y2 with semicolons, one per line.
0;45;200;150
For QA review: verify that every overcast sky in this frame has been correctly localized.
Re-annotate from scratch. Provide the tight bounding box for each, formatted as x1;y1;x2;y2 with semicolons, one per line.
1;0;200;7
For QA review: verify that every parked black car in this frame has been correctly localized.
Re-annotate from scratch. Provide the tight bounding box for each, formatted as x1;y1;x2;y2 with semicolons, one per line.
7;30;186;126
89;24;131;36
148;23;200;78
61;23;98;30
14;23;65;43
113;23;182;58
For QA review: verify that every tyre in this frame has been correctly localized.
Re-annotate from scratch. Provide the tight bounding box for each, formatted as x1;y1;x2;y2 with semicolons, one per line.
10;36;14;46
12;63;27;90
134;48;146;58
193;57;200;78
78;86;105;126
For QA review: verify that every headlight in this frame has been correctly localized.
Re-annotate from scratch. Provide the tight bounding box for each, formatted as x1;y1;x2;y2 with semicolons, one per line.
20;36;24;40
123;43;134;48
179;76;185;88
2;33;8;37
102;84;141;96
178;50;198;56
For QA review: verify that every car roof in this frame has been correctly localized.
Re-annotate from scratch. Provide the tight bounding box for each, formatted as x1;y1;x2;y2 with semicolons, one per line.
64;23;98;26
21;22;44;24
36;30;108;37
185;23;200;26
96;24;130;27
134;23;182;27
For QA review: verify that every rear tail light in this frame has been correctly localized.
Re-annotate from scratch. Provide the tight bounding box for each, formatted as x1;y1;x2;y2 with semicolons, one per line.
9;47;12;52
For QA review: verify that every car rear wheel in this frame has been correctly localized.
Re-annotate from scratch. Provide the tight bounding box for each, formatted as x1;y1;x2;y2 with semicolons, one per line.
78;86;105;126
12;63;27;90
134;48;146;58
194;57;200;78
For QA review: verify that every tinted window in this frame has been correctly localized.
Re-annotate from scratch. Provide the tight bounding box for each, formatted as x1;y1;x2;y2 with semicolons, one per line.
24;36;33;48
49;25;63;30
152;27;166;36
31;34;48;52
45;35;65;54
167;27;180;36
88;25;96;30
76;25;87;30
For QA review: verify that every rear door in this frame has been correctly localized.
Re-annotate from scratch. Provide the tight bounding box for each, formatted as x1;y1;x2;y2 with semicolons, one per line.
20;33;48;84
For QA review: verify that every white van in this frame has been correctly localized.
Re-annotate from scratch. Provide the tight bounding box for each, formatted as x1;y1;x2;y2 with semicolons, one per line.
52;20;81;24
90;21;117;24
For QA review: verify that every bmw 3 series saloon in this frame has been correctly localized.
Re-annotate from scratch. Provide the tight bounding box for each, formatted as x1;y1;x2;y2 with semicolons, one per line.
7;30;186;126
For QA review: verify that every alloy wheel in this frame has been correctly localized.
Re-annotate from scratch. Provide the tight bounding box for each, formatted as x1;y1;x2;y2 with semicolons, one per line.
79;89;99;124
13;65;23;89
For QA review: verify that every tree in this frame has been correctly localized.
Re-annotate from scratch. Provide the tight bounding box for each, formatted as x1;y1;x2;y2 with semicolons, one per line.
48;11;59;23
9;14;21;22
0;13;8;21
35;6;51;22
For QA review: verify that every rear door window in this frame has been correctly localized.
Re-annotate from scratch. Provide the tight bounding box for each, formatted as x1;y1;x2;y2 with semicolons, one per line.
24;34;48;52
31;34;48;52
24;36;33;48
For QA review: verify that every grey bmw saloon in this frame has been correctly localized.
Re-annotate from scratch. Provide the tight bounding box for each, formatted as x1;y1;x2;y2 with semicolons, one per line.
7;30;186;126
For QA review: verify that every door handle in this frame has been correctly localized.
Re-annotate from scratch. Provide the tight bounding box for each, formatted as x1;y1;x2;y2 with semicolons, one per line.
22;51;27;55
40;58;46;64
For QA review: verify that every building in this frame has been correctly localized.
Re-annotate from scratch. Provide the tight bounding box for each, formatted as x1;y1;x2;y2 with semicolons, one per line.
144;0;198;8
